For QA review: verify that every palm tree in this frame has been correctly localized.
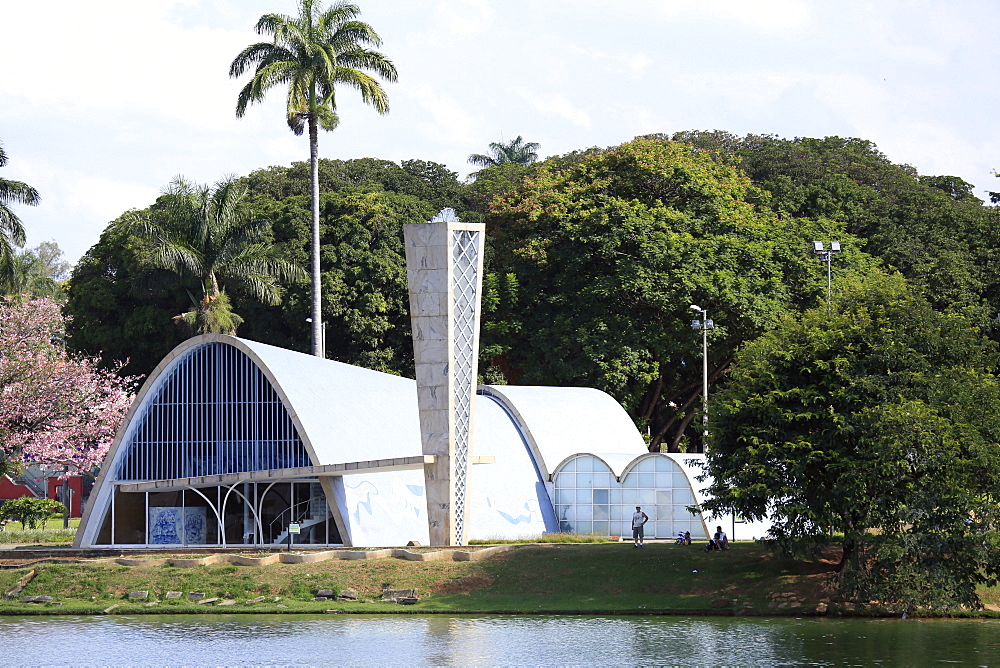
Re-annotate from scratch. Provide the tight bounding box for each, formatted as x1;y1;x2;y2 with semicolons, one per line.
126;176;305;336
0;143;40;280
468;136;541;169
230;0;397;356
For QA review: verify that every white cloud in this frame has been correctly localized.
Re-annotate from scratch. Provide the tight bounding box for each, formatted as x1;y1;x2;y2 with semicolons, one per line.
643;0;813;32
63;176;161;223
514;90;593;130
409;85;482;146
3;0;998;263
433;0;496;36
671;70;803;111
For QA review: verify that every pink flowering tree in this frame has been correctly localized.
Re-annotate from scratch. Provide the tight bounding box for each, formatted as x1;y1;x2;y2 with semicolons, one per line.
0;297;135;478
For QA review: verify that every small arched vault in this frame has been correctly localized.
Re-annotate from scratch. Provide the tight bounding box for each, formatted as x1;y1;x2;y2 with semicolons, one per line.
77;335;753;548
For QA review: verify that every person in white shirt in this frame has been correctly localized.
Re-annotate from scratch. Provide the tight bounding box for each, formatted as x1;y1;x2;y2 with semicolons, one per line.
708;526;729;550
631;506;649;548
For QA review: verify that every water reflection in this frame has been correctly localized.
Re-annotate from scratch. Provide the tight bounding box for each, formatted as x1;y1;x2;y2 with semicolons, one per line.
2;614;1000;666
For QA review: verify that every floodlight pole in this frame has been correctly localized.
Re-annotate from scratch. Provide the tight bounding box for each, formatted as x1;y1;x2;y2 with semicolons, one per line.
690;305;714;446
812;241;841;313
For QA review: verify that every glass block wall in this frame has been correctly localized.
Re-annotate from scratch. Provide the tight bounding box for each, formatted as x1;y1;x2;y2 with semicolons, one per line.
552;454;707;539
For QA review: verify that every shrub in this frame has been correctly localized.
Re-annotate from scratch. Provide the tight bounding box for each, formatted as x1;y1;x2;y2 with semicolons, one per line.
0;497;66;529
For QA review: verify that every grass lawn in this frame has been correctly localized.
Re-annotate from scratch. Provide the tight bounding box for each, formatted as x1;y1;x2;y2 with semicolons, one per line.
0;542;848;616
4;541;998;617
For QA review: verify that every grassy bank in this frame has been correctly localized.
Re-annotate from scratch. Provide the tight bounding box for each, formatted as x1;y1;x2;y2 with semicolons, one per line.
2;542;999;617
0;518;79;545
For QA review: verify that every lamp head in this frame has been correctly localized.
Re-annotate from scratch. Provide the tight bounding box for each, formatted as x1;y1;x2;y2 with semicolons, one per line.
812;241;824;252
830;241;841;253
689;304;702;312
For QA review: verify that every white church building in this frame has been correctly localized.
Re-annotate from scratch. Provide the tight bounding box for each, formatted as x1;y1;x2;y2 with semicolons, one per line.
75;213;764;549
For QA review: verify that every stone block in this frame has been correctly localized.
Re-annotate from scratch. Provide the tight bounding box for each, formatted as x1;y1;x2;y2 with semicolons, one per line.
165;591;182;599
414;375;448;403
417;384;449;411
409;289;449;317
416;412;452;442
188;592;205;601
406;268;451;296
381;588;418;603
410;336;449;364
21;595;54;603
410;317;448;342
127;590;149;600
419;431;450;454
196;597;218;605
316;589;335;598
404;222;447;250
338;588;358;601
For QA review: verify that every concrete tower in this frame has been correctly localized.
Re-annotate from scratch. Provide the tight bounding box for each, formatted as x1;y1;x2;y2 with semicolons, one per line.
403;209;485;546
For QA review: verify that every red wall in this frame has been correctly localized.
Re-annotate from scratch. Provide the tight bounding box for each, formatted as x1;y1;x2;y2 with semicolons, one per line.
0;476;36;501
47;477;84;518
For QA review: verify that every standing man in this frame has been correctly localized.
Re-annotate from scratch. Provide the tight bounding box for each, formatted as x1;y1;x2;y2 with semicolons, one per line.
632;506;649;548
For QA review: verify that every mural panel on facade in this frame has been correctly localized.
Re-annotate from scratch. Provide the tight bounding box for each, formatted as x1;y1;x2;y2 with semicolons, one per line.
148;507;208;544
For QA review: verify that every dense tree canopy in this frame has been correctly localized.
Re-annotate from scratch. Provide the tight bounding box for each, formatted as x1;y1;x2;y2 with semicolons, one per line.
66;158;441;378
247;186;432;374
701;272;1000;611
482;137;850;451
66;218;190;376
671;131;998;320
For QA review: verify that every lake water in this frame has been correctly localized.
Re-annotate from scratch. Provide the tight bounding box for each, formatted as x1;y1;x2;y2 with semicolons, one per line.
1;614;998;666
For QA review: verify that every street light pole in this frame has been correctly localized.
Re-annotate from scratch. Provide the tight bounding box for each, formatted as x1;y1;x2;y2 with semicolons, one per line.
690;305;714;446
812;241;841;312
305;318;327;358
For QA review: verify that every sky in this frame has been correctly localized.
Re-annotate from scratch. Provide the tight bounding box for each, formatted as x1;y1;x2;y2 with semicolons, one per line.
2;0;998;265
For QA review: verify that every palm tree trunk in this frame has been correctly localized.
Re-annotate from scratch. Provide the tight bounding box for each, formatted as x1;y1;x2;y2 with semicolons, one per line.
309;115;322;358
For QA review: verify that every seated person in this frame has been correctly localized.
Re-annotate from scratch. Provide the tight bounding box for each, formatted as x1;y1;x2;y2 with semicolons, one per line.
705;527;729;551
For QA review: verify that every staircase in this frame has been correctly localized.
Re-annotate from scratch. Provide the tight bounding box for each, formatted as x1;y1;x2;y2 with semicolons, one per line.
270;484;328;545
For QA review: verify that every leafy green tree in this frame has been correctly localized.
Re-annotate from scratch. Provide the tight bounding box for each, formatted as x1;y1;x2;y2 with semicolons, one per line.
468;135;541;169
670;132;998;320
125;176;304;335
243;157;464;214
0;142;39;278
231;0;397;356
250;187;433;373
0;497;66;530
1;241;71;300
484;137;842;451
701;271;1000;612
65;217;190;377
